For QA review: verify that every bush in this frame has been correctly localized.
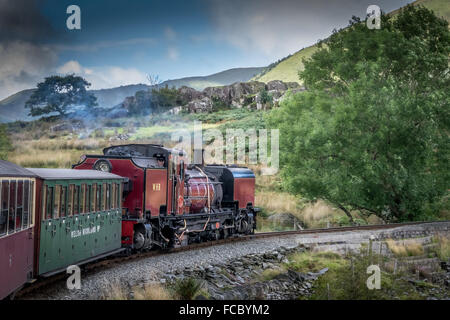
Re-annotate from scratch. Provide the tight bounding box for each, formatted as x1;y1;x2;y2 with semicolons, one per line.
171;277;204;300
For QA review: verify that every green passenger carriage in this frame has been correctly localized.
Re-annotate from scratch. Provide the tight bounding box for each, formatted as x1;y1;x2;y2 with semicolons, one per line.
28;168;125;276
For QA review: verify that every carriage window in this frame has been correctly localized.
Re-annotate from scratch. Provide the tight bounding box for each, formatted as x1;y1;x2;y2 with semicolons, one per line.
16;181;23;231
111;184;116;209
96;184;101;211
87;185;93;212
46;186;53;220
8;180;16;234
60;186;67;217
0;180;9;236
80;184;86;214
116;183;121;209
92;184;97;212
106;184;111;210
73;185;79;215
30;181;34;225
53;185;61;219
83;184;90;213
101;183;107;211
23;181;30;228
86;185;91;213
68;185;74;216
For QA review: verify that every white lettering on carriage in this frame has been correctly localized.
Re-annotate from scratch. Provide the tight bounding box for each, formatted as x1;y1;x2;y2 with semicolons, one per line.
70;226;100;238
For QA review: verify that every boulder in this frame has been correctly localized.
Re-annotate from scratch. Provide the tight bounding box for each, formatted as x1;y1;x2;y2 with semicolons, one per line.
186;97;213;113
266;80;288;91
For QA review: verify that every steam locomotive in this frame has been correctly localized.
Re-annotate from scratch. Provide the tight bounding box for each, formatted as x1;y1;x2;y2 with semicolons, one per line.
0;144;258;299
73;144;259;250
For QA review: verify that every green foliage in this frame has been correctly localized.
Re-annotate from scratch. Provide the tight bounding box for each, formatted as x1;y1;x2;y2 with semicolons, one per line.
211;96;229;112
171;277;204;300
25;74;97;117
0;124;12;160
151;85;184;111
267;5;450;222
128;90;151;115
310;250;423;300
259;87;273;106
286;251;345;273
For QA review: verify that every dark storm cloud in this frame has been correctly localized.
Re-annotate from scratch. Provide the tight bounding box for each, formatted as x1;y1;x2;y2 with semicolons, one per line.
0;0;57;43
0;0;60;99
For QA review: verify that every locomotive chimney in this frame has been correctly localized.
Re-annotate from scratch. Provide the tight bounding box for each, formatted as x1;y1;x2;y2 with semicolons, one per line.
193;148;204;166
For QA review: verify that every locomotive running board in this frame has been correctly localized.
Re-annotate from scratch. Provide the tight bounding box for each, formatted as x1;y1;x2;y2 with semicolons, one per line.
40;248;126;278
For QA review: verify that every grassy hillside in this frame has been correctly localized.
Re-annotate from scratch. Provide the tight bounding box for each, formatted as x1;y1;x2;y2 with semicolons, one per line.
252;0;450;84
253;45;317;85
163;67;264;90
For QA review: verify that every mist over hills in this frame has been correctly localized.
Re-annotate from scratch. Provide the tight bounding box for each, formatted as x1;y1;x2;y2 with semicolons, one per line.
0;67;263;123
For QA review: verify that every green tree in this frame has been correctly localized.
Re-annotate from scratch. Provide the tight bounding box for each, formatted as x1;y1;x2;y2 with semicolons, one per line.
151;85;182;111
0;124;12;160
267;5;449;222
259;87;273;106
25;74;98;117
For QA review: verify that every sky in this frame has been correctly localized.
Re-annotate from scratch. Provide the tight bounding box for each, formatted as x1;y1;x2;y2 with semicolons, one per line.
0;0;415;100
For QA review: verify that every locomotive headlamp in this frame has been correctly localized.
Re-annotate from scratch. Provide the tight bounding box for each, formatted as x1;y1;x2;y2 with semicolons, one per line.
93;159;112;172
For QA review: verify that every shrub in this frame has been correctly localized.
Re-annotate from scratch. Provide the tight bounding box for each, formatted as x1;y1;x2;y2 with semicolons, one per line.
171;277;204;300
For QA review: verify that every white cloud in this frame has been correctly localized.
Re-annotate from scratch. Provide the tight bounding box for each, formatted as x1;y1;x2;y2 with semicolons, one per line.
56;60;83;74
164;27;177;41
0;41;58;100
56;60;148;89
167;47;179;61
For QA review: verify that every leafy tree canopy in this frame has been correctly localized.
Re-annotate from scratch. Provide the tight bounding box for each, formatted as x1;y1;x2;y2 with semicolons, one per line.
267;5;449;222
25;74;98;117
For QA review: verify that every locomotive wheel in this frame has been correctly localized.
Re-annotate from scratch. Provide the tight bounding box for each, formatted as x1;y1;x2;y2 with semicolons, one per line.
133;231;145;250
237;219;249;234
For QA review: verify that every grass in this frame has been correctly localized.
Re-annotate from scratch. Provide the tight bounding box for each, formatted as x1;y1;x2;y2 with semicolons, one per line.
285;251;345;273
385;239;425;257
133;283;172;300
102;279;205;300
409;0;450;22
253;45;318;84
102;282;130;300
171;277;204;300
296;250;426;300
255;191;303;216
431;236;450;260
259;268;284;281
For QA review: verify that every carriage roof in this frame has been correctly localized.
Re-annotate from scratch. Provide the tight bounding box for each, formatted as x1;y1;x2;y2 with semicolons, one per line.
0;160;36;178
27;168;124;181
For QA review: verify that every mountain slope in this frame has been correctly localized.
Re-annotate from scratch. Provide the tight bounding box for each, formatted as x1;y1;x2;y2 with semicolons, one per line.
163;67;264;90
0;67;263;123
252;0;450;84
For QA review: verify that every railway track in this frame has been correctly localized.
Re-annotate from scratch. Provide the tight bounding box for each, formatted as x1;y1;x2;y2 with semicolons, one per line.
15;220;447;299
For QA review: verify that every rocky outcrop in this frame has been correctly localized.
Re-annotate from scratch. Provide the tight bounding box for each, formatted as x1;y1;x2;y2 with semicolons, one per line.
115;80;305;115
179;80;304;113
